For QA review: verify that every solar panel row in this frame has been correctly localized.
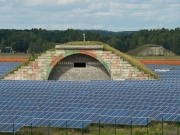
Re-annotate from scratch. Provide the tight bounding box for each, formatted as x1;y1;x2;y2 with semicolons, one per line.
0;78;179;132
0;62;21;77
147;65;180;79
0;63;179;132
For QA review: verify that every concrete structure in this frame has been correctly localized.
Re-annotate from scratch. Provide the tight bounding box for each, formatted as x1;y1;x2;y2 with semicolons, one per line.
48;54;110;80
4;44;154;80
138;45;175;56
128;44;175;56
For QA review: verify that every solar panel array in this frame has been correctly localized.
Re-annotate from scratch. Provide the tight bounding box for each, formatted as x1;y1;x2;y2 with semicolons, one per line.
147;65;180;79
0;62;21;77
0;64;179;132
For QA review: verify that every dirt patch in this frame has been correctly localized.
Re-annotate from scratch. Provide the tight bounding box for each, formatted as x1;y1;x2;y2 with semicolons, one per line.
139;59;180;65
0;58;28;62
0;53;30;58
0;53;30;62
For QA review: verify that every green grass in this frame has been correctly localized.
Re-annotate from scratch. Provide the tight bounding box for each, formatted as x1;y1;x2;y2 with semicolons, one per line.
1;122;179;135
0;53;30;58
64;41;106;45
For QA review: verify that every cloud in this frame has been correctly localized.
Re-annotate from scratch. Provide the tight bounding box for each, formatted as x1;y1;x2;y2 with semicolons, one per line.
57;0;79;5
18;0;85;6
0;0;179;31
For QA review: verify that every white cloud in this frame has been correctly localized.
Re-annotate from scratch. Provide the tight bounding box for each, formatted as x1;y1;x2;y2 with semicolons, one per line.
0;0;179;31
19;0;84;6
57;0;78;5
151;0;164;3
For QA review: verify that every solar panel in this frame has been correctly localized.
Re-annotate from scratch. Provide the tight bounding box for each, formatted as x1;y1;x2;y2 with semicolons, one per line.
0;65;179;132
0;62;21;77
147;65;180;80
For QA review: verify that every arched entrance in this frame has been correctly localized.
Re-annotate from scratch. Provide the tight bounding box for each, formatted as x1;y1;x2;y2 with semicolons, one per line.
48;54;111;80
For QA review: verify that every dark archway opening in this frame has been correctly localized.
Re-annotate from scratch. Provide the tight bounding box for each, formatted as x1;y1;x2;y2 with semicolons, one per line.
48;54;110;81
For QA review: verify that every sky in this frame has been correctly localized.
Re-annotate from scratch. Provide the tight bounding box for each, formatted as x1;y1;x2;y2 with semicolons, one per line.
0;0;180;31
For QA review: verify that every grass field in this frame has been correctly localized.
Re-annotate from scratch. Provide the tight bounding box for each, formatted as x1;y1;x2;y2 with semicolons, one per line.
0;122;179;135
0;53;30;58
0;53;30;62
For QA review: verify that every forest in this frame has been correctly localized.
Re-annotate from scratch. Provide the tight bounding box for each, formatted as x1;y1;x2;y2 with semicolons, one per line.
0;28;179;55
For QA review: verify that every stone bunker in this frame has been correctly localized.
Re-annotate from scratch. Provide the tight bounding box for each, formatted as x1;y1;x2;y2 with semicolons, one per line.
4;42;158;80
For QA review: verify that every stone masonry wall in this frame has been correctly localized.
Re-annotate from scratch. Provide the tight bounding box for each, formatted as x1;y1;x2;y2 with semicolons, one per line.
4;47;153;80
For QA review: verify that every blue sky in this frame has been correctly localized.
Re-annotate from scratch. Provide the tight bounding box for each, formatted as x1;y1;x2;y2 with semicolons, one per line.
0;0;179;31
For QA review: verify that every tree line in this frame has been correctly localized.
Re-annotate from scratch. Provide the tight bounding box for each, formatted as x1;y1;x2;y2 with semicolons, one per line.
0;28;179;55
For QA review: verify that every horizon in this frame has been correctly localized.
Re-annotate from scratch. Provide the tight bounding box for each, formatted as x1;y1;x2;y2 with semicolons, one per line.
0;27;179;33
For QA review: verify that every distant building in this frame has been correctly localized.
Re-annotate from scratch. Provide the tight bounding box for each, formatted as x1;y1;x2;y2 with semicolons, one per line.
127;44;176;56
1;47;15;53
